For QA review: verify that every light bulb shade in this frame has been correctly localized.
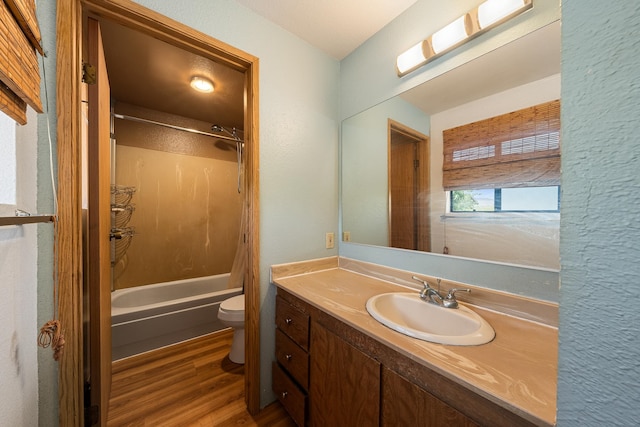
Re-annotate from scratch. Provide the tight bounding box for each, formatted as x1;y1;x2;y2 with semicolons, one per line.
431;15;469;54
190;76;214;93
395;0;532;77
478;0;528;29
396;41;428;76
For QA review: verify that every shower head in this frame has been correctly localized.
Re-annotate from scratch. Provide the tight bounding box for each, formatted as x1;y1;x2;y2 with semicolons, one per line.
211;124;242;141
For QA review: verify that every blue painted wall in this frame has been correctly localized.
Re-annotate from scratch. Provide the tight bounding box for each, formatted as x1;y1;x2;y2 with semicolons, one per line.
558;1;640;424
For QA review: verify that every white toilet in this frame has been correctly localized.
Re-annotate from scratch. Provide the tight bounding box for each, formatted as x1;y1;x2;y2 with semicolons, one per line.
217;294;245;364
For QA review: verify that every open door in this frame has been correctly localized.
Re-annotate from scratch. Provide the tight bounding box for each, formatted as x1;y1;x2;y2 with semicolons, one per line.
86;17;112;426
388;120;430;251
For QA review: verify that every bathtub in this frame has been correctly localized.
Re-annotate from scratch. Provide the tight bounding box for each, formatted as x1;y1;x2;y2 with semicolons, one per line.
111;273;242;360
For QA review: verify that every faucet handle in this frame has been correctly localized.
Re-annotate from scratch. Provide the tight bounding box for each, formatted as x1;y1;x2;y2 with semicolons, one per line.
442;288;471;308
445;288;471;299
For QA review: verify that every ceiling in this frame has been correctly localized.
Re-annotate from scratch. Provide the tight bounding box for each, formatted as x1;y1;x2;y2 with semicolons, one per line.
235;0;418;60
100;19;245;129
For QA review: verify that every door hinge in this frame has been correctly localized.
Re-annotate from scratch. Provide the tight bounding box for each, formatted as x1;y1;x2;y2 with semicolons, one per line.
83;62;97;85
414;159;420;169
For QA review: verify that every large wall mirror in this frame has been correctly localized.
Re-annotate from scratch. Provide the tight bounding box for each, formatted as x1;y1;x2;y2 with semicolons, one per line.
342;21;561;271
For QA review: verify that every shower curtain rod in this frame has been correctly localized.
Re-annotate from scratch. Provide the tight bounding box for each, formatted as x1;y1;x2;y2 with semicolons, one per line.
112;113;244;143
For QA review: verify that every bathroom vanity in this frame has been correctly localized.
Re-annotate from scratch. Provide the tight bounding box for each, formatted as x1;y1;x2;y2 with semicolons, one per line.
271;257;557;427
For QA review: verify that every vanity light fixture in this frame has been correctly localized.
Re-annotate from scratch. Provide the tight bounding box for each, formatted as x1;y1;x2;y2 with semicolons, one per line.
190;76;214;93
477;0;530;29
431;15;469;54
396;0;532;77
396;40;429;76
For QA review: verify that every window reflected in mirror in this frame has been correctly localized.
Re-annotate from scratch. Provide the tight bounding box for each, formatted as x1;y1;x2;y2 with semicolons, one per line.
341;24;561;271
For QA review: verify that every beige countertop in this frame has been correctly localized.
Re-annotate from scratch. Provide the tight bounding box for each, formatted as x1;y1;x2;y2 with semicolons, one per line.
271;260;557;427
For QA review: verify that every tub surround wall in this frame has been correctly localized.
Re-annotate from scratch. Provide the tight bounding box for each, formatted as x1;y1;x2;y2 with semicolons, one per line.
114;103;242;289
271;257;558;426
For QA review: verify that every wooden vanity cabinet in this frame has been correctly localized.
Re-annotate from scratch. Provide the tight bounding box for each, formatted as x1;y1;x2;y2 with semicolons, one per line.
274;289;537;427
309;321;380;426
381;367;479;427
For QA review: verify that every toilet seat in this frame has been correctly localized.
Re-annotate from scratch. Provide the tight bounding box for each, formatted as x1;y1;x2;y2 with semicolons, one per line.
218;294;245;322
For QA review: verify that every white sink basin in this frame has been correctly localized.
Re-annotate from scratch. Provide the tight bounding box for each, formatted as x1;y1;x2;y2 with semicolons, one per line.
366;292;495;346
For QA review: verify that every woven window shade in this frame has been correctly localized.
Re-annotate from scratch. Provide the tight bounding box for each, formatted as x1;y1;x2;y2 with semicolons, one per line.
0;0;43;125
443;100;560;191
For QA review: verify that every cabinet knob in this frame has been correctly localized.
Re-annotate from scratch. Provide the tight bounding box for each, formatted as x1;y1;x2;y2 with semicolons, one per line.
285;354;292;361
281;391;288;399
285;318;292;325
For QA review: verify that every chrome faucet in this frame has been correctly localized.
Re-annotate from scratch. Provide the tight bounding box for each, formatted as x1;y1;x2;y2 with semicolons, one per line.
413;276;443;306
412;276;471;309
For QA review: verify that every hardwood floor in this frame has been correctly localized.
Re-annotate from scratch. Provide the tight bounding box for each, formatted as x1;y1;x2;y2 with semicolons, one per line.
107;329;295;426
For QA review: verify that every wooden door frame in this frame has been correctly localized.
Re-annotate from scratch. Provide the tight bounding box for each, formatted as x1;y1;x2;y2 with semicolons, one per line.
55;1;261;425
387;119;430;252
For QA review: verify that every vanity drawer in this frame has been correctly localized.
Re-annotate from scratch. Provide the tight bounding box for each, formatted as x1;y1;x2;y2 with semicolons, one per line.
276;295;310;349
276;328;309;390
273;362;307;427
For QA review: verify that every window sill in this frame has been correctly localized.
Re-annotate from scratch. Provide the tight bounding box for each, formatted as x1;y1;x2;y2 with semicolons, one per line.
441;212;560;224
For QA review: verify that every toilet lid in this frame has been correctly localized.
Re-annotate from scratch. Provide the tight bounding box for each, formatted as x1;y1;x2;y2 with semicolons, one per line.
220;294;244;312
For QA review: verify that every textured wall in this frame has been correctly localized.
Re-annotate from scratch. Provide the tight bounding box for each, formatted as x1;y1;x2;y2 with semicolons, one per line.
558;1;640;424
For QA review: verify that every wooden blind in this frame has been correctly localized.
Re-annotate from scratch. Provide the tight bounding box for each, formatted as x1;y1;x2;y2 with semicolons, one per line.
443;100;560;191
0;0;43;124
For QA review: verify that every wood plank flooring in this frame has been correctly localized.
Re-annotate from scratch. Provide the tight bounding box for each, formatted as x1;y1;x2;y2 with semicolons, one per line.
107;329;295;426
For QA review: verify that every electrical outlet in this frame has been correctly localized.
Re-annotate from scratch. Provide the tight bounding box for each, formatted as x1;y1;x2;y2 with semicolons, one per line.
325;232;335;249
343;231;351;242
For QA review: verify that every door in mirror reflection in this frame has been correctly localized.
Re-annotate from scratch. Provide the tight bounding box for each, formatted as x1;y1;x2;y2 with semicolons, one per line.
388;120;430;251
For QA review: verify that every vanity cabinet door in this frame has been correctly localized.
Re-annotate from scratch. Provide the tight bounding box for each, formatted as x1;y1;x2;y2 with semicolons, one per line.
381;367;479;427
309;321;380;427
